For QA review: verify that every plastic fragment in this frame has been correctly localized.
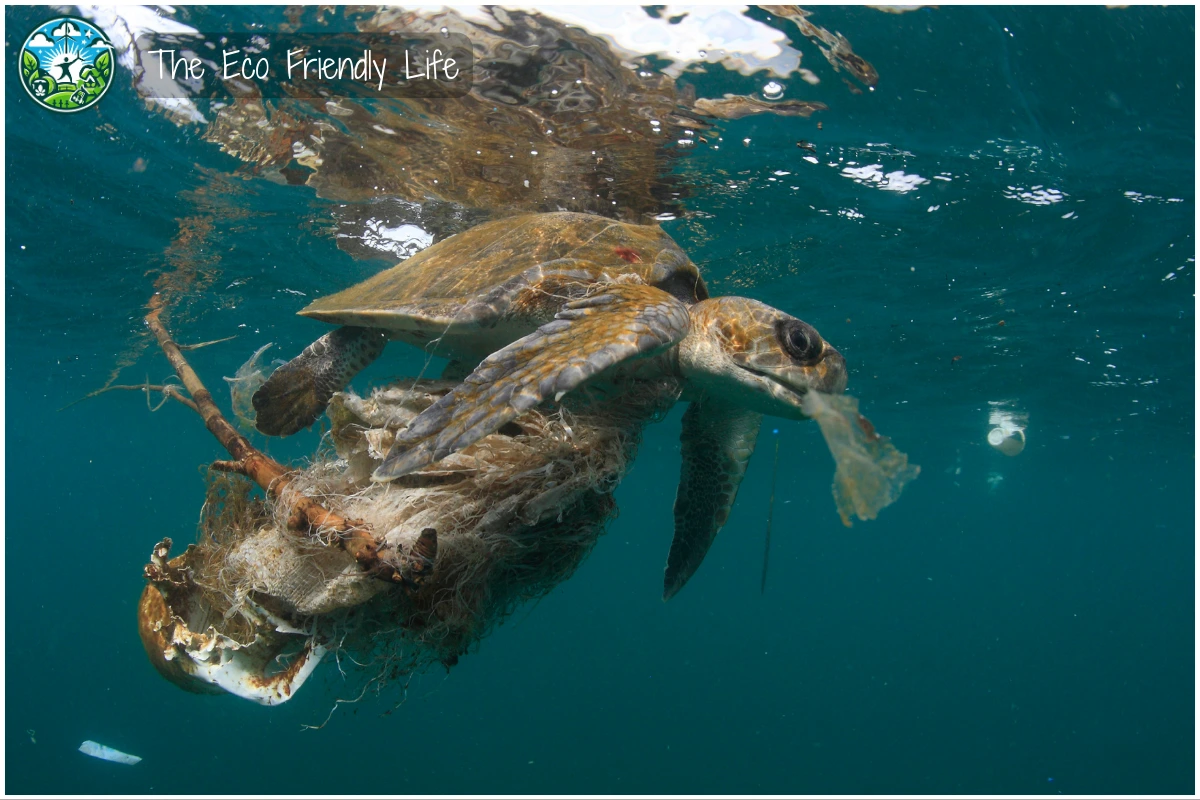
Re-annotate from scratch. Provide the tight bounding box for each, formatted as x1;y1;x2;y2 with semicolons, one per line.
801;391;919;526
79;741;142;765
224;342;274;429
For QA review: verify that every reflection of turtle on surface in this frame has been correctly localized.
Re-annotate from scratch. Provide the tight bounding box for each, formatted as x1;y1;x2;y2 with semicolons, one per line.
200;6;829;225
254;212;847;597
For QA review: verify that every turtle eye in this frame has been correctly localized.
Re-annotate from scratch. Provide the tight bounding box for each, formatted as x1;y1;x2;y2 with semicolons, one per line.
777;319;823;364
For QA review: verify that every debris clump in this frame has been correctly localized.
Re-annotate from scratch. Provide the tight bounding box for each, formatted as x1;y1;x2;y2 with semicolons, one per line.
139;376;679;704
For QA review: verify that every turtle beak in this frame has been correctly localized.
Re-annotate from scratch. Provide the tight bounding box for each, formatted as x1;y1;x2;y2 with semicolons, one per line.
813;343;848;394
734;340;847;416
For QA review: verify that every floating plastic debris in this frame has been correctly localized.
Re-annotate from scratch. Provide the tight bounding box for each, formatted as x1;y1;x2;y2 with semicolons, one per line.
987;404;1028;456
224;342;274;429
801;392;919;526
987;426;1025;456
79;741;141;765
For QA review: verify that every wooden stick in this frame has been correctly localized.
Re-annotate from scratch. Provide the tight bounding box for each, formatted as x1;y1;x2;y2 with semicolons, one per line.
143;307;406;585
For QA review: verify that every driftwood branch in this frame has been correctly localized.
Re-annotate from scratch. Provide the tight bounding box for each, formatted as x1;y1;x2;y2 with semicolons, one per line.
143;307;407;585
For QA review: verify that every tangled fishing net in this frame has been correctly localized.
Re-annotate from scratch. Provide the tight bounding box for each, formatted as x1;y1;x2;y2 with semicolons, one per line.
139;375;679;707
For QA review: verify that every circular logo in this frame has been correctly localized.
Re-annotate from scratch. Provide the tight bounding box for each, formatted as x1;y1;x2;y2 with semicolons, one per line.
20;16;115;113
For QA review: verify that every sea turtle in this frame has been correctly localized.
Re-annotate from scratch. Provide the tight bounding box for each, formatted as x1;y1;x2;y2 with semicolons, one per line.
253;212;847;598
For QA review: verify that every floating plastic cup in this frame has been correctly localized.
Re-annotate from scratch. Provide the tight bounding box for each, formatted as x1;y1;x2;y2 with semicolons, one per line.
987;426;1025;456
987;402;1027;456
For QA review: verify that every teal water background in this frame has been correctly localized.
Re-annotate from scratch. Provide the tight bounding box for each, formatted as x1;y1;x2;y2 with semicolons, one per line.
5;5;1194;795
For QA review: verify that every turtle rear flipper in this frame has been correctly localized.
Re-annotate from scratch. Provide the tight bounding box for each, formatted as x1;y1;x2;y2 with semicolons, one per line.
373;283;691;481
253;326;387;436
664;398;762;600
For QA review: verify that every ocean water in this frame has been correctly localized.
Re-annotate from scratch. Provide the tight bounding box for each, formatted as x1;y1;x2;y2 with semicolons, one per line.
4;5;1194;795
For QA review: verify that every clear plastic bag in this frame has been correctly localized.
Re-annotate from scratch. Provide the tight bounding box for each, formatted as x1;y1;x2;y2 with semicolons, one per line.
223;342;274;429
801;391;919;526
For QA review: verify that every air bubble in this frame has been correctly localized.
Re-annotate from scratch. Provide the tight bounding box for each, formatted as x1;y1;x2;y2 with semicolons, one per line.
440;26;449;37
762;81;784;100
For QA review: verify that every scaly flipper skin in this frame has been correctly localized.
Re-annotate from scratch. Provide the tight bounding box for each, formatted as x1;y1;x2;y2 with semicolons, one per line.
253;326;388;436
373;283;691;482
665;398;763;600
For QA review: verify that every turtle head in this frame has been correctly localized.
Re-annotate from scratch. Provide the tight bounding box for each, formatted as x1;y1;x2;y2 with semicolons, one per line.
677;297;846;417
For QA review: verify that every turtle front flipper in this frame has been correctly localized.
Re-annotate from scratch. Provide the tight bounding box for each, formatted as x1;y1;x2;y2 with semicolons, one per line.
374;283;691;482
253;326;388;436
664;398;763;600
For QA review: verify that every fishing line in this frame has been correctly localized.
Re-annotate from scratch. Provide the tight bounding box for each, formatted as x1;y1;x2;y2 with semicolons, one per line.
761;429;780;594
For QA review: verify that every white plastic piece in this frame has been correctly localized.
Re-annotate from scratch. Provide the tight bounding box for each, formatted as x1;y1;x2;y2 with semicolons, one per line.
987;404;1028;456
79;741;142;765
987;426;1026;456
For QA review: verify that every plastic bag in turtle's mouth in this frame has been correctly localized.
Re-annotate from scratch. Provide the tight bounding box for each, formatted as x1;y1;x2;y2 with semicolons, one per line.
224;342;275;430
801;391;919;527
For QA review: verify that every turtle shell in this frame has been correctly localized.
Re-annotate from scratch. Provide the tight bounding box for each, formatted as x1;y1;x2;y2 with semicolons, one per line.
300;213;708;346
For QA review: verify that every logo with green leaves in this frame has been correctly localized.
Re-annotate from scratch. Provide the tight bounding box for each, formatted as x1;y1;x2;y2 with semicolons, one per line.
20;16;114;113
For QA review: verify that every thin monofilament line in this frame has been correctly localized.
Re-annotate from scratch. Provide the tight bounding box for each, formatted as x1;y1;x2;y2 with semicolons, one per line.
761;434;780;594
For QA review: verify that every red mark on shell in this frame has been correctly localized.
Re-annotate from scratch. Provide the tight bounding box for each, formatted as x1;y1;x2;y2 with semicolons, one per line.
614;247;641;263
